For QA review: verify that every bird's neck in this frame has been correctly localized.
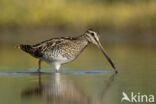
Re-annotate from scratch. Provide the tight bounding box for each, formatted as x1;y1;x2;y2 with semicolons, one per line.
73;34;89;49
77;34;89;43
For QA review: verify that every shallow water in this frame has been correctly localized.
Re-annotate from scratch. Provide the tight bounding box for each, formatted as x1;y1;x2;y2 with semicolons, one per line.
0;45;156;104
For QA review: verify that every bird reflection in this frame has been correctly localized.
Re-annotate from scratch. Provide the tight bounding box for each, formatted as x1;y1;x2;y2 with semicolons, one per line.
21;72;117;104
22;73;89;104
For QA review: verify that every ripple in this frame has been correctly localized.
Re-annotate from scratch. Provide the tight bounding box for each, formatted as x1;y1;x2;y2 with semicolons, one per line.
0;70;112;77
60;70;112;75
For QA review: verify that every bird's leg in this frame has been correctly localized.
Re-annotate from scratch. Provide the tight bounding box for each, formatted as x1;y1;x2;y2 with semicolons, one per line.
54;63;61;73
37;59;42;72
56;70;59;73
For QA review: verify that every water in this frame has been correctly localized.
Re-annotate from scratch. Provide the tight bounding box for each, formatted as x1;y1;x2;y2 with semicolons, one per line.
0;44;155;104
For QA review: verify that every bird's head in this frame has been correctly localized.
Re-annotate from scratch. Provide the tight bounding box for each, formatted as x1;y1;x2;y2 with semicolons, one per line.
84;29;100;45
84;29;118;73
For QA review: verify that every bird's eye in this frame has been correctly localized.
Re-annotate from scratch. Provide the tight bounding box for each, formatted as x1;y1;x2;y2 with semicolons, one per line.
91;33;94;36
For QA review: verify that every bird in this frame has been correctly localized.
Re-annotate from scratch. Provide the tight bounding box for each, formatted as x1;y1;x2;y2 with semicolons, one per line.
19;29;118;73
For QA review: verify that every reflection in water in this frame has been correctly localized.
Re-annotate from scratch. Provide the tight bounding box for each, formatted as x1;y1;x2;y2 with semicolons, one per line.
21;73;117;104
22;73;89;104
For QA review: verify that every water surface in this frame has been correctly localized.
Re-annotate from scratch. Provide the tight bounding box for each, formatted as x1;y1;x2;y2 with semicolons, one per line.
0;45;155;104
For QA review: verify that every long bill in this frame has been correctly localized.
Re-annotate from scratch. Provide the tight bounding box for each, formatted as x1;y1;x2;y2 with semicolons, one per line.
97;41;118;73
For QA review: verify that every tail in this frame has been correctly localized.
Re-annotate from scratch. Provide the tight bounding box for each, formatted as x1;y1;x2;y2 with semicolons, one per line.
19;44;43;58
19;44;35;55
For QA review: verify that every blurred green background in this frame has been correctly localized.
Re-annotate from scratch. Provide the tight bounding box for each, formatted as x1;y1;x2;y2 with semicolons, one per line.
0;0;156;45
0;1;156;104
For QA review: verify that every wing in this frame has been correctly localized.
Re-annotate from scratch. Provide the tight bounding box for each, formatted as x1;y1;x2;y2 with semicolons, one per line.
31;37;75;57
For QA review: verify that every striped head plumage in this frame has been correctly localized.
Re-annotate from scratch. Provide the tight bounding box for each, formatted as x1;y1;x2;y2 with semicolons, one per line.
84;29;100;45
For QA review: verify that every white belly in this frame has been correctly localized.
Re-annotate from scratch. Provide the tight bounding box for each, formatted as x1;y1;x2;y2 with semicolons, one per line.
42;52;76;71
42;52;75;64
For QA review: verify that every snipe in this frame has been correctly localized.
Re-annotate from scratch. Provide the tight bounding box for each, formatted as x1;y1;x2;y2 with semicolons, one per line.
19;29;118;73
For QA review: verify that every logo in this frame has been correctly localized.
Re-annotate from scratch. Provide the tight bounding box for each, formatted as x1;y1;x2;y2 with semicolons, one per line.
121;92;154;103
